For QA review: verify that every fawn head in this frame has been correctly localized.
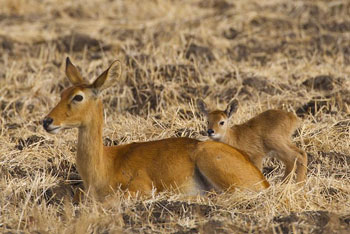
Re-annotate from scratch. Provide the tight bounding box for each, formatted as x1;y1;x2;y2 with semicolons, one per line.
43;58;121;134
197;99;238;140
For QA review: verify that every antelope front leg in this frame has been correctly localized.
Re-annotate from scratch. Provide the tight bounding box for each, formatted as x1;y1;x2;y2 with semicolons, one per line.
282;159;296;183
290;145;308;183
250;154;264;171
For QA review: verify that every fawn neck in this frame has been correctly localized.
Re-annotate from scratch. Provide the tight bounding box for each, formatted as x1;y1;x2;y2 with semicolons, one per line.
76;100;110;194
223;126;238;147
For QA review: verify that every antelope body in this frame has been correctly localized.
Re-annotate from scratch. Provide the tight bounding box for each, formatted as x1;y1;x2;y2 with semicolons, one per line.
43;58;269;200
197;99;307;183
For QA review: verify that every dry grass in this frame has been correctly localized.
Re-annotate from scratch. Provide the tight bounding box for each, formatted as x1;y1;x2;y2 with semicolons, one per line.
1;0;350;233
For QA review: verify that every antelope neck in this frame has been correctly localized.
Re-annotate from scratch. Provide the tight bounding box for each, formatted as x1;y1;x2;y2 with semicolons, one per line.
76;100;107;191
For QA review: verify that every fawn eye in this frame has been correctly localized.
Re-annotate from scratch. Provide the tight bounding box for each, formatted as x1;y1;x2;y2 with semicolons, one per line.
219;121;225;125
73;94;83;102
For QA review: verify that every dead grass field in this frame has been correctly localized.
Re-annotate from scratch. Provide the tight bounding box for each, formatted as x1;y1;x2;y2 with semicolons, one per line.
1;0;350;233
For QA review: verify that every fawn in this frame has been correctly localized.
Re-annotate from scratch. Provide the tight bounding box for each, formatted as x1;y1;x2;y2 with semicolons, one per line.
43;58;269;200
197;99;307;183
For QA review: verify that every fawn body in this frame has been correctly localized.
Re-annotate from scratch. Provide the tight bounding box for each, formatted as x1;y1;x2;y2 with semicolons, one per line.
197;99;307;183
43;58;269;200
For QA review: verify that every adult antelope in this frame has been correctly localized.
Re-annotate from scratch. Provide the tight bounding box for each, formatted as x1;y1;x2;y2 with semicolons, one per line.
42;58;269;200
197;99;307;183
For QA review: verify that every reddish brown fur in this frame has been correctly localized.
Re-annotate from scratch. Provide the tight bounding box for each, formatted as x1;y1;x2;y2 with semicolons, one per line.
197;99;308;183
43;59;269;200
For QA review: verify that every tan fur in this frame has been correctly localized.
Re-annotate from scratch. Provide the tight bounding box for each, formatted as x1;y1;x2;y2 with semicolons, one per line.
197;99;308;183
43;58;269;200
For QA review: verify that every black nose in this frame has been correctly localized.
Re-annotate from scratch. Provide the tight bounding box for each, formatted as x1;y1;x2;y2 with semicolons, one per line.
43;117;53;130
207;129;214;136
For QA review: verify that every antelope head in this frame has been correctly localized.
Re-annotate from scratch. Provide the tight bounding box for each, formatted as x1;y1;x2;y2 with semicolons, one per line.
43;58;121;134
197;99;238;140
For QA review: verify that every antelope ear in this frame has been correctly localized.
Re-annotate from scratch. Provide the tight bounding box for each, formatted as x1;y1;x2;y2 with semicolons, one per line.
65;57;85;85
196;99;208;116
225;99;238;118
91;60;122;90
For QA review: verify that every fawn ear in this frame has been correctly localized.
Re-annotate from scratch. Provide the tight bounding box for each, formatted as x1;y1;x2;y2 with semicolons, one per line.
65;57;85;85
197;99;208;116
225;99;238;118
91;60;122;90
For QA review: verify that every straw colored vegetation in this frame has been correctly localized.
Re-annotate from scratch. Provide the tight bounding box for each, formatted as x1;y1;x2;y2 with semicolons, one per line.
0;0;350;233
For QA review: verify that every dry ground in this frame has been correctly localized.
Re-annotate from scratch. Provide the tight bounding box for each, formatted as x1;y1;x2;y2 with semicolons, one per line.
1;0;350;233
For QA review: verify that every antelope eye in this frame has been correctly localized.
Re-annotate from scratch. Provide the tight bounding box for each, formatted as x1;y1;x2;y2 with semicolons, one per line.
219;121;225;125
73;94;83;102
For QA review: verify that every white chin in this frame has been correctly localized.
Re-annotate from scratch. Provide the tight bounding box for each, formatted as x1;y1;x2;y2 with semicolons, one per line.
47;127;61;134
209;135;221;140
